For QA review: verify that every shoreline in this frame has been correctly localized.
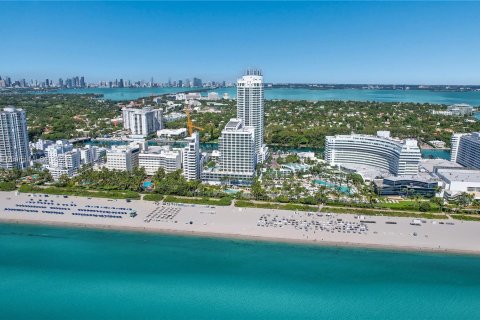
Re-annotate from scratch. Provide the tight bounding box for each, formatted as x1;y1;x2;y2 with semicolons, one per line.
2;191;480;256
1;217;479;257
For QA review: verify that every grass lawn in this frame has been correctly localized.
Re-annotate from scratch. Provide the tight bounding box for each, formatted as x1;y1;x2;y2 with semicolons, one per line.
19;184;140;200
143;194;164;202
379;200;440;212
450;214;480;221
163;195;232;206
235;200;317;212
321;206;447;219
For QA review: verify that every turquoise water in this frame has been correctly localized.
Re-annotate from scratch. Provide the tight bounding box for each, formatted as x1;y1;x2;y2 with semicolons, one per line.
2;223;479;319
224;189;240;195
313;179;350;193
87;140;451;160
143;181;152;188
56;87;480;105
56;87;198;101
421;149;451;160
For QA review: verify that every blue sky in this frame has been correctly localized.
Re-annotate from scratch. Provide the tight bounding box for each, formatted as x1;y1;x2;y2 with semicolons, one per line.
1;1;479;84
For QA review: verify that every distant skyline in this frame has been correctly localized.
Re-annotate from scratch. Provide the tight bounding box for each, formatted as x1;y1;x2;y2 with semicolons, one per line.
1;1;480;85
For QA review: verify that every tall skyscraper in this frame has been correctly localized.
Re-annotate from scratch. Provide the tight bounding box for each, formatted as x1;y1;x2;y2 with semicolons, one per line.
183;132;200;181
236;68;267;162
193;77;202;87
0;107;30;170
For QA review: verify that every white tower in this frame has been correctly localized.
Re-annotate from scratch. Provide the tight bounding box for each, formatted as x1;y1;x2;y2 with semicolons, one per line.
183;132;200;180
450;133;467;163
0;107;30;170
236;69;267;163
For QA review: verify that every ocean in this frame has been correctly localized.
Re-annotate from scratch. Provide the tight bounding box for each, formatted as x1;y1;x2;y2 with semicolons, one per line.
1;223;479;319
56;87;480;105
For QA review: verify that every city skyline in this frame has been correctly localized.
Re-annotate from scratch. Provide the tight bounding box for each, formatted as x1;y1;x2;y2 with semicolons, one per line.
1;2;480;85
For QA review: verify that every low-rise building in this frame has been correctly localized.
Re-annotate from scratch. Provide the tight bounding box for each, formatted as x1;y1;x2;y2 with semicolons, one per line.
45;140;81;180
157;128;188;139
79;145;100;165
138;146;181;175
428;140;446;148
435;168;480;200
447;104;474;116
207;92;220;100
373;175;439;198
432;104;474;117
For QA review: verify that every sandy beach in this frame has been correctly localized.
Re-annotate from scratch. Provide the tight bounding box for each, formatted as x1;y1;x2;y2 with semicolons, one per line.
1;191;479;254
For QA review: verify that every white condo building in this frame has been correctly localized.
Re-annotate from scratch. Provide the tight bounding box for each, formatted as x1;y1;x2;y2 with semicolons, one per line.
201;119;256;185
0;107;30;170
218;119;256;175
106;144;140;171
46;140;81;180
79;145;100;165
183;132;201;180
325;131;421;176
122;106;163;138
450;133;467;163
236;69;267;163
138;146;181;175
455;132;480;169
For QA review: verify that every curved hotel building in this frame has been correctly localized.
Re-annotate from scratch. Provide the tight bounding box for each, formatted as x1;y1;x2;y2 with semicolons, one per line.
325;131;421;176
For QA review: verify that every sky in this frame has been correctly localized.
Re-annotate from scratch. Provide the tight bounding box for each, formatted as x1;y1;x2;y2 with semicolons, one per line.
1;1;480;85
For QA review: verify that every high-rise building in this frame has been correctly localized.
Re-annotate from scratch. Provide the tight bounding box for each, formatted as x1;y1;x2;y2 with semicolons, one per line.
178;80;183;88
122;107;163;138
236;69;267;162
450;133;467;163
218;119;256;176
201;119;256;185
183;132;200;181
456;132;480;169
324;131;421;176
193;77;202;87
80;76;85;88
0;107;30;170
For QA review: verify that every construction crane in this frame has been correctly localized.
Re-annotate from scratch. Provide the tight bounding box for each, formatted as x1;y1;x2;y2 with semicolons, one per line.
184;105;204;136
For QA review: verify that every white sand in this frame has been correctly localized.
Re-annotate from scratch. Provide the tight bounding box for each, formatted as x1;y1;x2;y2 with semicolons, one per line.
1;191;480;254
